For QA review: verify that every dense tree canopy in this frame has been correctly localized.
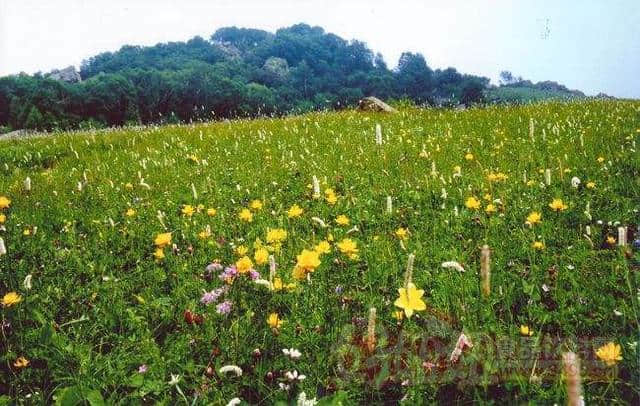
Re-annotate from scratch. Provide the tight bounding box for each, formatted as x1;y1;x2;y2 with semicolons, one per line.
1;23;495;131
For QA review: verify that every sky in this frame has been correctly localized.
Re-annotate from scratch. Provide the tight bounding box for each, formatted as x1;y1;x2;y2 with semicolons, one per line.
1;0;639;98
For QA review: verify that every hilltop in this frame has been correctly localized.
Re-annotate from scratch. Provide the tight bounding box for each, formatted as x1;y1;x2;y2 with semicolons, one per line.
1;24;588;133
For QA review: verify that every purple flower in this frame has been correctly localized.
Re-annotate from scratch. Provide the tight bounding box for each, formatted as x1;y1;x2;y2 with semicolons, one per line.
216;300;232;315
249;269;260;280
138;364;148;374
219;266;238;281
200;287;227;305
335;285;343;294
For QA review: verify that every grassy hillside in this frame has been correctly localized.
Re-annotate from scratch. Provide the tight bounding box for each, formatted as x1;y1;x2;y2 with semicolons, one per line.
487;86;586;103
1;101;639;404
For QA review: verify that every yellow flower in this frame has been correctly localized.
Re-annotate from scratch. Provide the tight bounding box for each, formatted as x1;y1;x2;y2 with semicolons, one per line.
250;199;263;210
23;228;31;236
595;342;622;366
287;204;303;218
586;182;595;189
531;241;544;250
337;238;358;256
292;266;307;281
325;189;338;205
153;248;165;260
239;208;253;222
336;215;350;226
548;198;568;211
395;228;409;240
198;229;211;240
393;310;404;320
182;205;195;217
314;240;331;255
526;180;536;187
606;236;616;245
520;325;533;336
236;256;253;274
464;153;474;161
254;248;269;265
13;357;29;369
125;183;134;190
267;313;283;329
465;197;481;210
394;283;426;318
0;196;11;210
597;156;605;163
0;214;5;223
525;211;542;226
296;249;321;272
207;208;217;216
235;245;249;256
487;172;508;182
125;208;136;217
273;277;284;291
154;232;172;248
266;228;287;243
2;291;22;307
485;204;496;214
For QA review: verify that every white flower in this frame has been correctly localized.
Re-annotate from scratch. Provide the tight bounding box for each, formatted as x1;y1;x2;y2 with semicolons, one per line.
226;398;242;406
285;370;306;382
311;217;327;228
168;374;180;386
254;279;271;288
23;274;32;290
570;176;581;188
219;365;243;377
279;383;290;391
282;348;302;359
441;261;465;273
0;237;6;255
24;177;31;192
297;391;318;406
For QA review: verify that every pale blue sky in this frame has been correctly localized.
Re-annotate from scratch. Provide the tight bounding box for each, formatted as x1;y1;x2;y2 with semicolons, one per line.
1;0;638;98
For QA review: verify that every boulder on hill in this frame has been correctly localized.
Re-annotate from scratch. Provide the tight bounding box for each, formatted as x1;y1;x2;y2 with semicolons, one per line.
358;97;396;113
46;66;82;83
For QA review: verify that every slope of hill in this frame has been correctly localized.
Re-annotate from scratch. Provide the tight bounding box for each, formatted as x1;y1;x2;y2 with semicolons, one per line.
1;100;639;404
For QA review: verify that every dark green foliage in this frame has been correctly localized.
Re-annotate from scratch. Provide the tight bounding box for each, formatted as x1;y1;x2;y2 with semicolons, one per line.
0;23;576;132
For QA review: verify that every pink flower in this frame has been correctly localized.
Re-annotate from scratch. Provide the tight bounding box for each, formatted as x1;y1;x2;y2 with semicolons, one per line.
138;364;148;373
449;332;473;363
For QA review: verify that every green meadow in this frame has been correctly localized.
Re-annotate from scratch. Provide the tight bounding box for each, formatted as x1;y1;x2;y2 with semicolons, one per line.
1;100;639;404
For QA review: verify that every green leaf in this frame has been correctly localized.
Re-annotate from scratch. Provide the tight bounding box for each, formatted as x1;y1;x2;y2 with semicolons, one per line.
86;390;105;406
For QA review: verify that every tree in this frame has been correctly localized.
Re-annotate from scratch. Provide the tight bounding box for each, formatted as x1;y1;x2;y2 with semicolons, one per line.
395;52;434;103
24;105;44;130
499;71;515;85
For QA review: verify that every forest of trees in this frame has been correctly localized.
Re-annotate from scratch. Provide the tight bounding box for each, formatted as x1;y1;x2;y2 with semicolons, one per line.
1;24;495;132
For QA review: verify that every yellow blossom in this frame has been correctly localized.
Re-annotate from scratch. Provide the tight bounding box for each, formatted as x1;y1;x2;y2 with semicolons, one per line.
586;182;595;189
597;156;605;163
239;208;253;222
465;197;481;210
125;183;134;190
273;277;284;291
314;240;331;255
595;342;622;366
287;204;303;218
266;228;287;244
464;153;474;161
525;212;542;226
198;230;211;240
393;310;404;320
485;204;496;214
0;214;5;223
531;241;544;250
182;205;195;217
337;238;359;259
235;245;249;256
154;232;172;248
336;215;350;226
325;189;338;205
520;325;533;336
548;198;568;211
296;249;321;272
125;208;136;217
254;248;269;265
13;357;29;368
207;208;217;216
236;256;253;274
23;228;31;236
2;291;22;307
153;248;165;260
606;236;616;245
0;196;11;209
394;283;426;318
267;313;283;329
250;199;263;210
395;228;409;240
